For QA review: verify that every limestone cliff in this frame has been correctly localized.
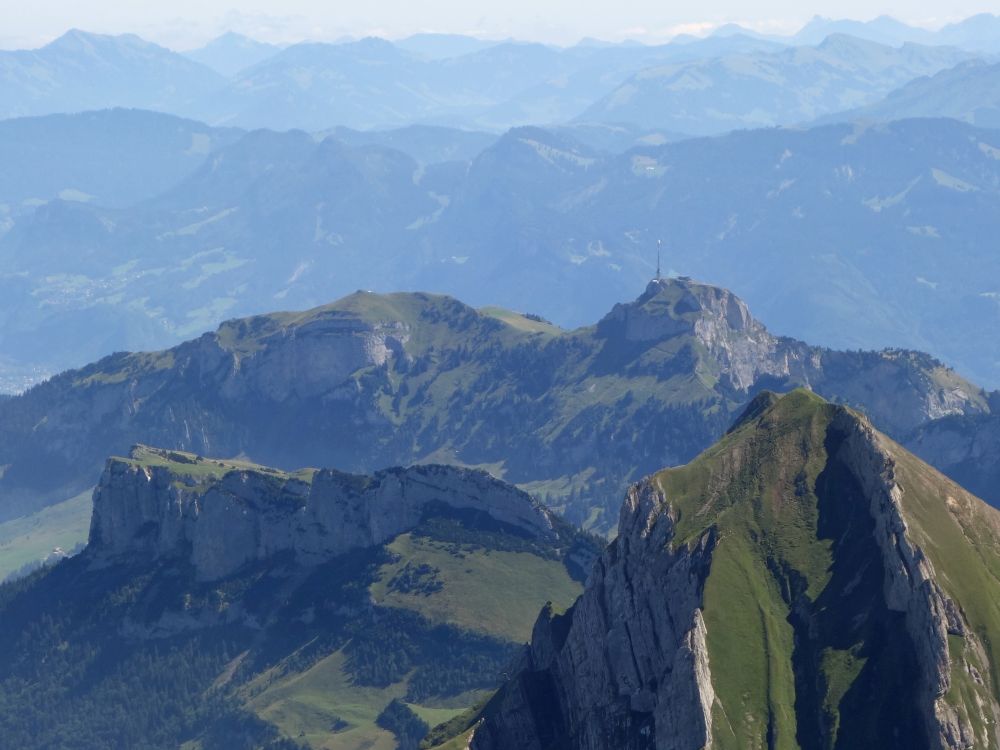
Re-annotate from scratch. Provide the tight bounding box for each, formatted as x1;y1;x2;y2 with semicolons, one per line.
89;446;558;581
470;391;1000;750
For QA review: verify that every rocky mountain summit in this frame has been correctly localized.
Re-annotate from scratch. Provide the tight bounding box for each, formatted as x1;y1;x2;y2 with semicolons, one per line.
92;446;561;580
468;390;1000;750
0;279;989;531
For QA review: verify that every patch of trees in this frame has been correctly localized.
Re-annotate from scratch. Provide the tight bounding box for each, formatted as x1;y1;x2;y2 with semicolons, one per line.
377;699;430;750
388;562;444;595
345;608;516;700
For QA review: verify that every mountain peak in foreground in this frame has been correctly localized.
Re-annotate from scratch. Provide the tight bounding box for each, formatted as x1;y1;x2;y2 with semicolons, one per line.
466;389;1000;750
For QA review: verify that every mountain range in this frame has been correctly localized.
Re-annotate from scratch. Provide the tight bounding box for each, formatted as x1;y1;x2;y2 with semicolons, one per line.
0;27;994;133
0;30;224;119
182;31;282;77
6;388;1000;749
579;35;973;134
188;34;789;131
0;109;242;210
789;12;1000;51
3;114;1000;391
0;278;991;543
4;14;1000;750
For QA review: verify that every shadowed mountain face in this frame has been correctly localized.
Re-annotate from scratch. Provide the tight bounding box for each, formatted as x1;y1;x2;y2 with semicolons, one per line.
0;449;594;749
467;391;1000;750
3;117;1000;391
0;280;987;533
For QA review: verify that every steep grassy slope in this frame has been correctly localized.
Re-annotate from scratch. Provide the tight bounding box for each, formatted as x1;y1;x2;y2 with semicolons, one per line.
469;390;1000;749
0;450;592;750
0;280;986;539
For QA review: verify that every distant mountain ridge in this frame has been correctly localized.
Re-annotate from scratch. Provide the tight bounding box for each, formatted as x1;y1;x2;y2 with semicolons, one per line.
0;25;993;136
791;12;1000;52
188;34;787;131
580;34;974;134
0;29;225;119
182;32;281;76
3;27;968;133
0;109;243;209
821;59;1000;129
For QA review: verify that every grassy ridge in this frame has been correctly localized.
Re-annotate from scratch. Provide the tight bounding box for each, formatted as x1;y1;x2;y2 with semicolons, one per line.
121;445;318;484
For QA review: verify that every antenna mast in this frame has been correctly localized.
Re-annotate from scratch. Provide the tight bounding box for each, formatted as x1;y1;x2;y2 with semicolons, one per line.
656;239;662;281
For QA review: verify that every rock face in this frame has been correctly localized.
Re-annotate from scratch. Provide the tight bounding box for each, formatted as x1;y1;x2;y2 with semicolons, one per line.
218;314;412;402
905;410;1000;506
471;391;1000;750
598;278;781;392
89;446;557;580
472;481;718;750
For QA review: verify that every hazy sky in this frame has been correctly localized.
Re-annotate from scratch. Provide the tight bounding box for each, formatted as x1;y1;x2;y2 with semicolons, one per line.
0;0;997;49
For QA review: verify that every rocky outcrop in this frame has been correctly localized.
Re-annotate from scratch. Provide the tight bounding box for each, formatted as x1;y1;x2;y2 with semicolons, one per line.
89;448;557;580
598;278;788;391
472;479;717;750
218;311;412;402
